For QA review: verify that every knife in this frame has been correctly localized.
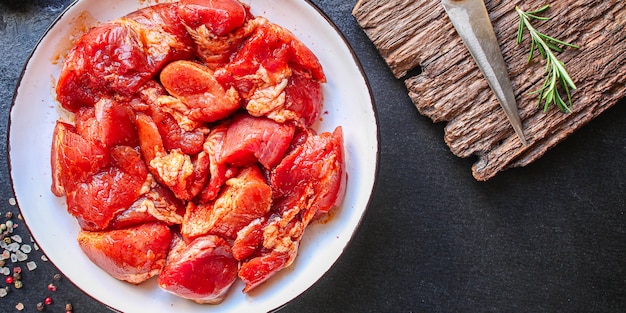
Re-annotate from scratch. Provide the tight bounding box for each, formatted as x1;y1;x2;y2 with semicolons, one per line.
442;0;528;146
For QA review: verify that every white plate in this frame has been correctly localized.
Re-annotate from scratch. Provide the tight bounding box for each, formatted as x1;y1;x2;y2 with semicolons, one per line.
9;0;378;312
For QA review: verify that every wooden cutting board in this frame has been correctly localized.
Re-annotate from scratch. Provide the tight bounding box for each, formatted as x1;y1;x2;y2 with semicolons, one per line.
353;0;626;180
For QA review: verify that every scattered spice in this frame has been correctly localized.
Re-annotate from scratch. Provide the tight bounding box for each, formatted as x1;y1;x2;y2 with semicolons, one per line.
27;261;37;271
0;286;8;297
1;207;72;311
0;208;53;310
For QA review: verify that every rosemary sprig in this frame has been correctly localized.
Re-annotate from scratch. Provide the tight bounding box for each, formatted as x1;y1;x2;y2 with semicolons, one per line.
515;5;579;112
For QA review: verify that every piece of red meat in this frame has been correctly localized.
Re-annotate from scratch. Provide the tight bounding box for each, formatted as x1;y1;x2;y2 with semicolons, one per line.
66;146;148;231
50;121;110;197
74;98;139;148
77;222;172;284
283;70;324;127
231;216;265;261
212;21;325;126
219;113;296;169
159;60;241;123
149;107;206;155
215;21;325;89
178;0;248;36
158;234;238;304
196;123;238;203
124;3;195;61
271;126;347;217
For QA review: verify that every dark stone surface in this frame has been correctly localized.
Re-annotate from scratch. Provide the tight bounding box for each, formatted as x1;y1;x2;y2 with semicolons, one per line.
0;0;624;312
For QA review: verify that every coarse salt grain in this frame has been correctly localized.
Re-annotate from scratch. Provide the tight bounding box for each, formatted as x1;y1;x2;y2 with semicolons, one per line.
26;261;37;271
15;302;24;310
8;198;16;206
10;253;17;263
15;251;27;262
0;267;9;275
1;250;10;260
10;235;22;243
7;242;19;252
41;255;48;262
0;287;7;297
20;244;31;254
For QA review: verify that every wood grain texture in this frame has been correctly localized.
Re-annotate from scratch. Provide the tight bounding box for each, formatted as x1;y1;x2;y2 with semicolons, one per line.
353;0;626;180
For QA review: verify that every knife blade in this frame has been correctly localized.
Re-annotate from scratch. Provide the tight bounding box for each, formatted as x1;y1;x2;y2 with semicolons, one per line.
442;0;527;146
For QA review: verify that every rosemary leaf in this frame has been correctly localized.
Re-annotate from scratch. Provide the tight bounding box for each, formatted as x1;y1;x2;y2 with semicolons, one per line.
515;5;579;112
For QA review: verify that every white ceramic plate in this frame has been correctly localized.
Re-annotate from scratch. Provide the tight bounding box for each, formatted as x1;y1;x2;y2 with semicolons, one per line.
9;0;378;312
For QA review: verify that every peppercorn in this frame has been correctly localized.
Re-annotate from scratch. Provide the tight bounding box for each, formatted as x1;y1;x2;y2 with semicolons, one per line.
65;303;73;311
14;280;23;289
53;273;62;281
36;302;45;311
5;211;12;219
48;283;57;292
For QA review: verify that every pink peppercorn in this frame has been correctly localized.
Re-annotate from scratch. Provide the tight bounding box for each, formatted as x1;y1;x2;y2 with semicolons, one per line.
48;283;57;292
44;297;53;305
5;276;13;284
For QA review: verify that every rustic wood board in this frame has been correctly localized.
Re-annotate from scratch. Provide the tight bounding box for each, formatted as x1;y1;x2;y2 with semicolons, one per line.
353;0;626;180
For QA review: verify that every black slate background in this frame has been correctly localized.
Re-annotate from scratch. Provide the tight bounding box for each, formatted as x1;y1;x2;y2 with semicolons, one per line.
0;0;624;312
